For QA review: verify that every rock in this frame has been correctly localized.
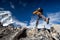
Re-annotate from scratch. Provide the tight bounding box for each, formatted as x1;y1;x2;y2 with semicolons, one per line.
0;24;60;40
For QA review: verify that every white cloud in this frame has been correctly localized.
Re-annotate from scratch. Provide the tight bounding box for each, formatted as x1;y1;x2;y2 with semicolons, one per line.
19;1;27;7
13;19;27;27
47;12;60;24
23;3;27;7
28;18;51;29
0;8;4;10
10;2;15;9
27;17;46;28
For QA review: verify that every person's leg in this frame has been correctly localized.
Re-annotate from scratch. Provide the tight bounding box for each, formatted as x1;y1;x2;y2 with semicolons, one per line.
35;17;40;28
40;15;50;24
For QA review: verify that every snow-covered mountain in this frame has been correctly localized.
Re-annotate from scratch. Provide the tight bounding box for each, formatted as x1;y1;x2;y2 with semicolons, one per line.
0;10;27;27
0;11;14;26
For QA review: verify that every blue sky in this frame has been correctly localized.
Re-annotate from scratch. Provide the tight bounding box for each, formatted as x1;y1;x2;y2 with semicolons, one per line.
0;0;60;28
